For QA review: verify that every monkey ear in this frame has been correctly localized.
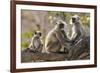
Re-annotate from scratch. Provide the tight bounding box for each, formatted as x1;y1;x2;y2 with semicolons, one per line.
34;31;37;35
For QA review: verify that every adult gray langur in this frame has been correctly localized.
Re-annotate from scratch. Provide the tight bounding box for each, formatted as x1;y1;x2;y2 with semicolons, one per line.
70;15;84;43
42;20;72;53
67;15;85;60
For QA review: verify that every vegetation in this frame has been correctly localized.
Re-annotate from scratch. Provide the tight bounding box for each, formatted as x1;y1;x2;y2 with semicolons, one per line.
21;42;29;49
21;32;33;39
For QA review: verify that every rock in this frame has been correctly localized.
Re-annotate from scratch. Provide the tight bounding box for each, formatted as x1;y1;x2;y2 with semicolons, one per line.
21;50;68;62
21;36;90;62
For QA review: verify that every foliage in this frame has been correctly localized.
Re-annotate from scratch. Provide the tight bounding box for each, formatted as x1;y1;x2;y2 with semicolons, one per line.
48;11;90;27
21;42;29;49
21;32;33;49
21;32;33;39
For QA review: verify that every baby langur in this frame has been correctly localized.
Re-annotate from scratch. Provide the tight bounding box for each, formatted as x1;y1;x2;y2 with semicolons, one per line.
28;31;43;52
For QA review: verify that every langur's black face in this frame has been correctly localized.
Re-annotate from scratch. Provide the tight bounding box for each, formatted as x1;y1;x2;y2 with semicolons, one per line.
59;23;64;29
72;17;76;23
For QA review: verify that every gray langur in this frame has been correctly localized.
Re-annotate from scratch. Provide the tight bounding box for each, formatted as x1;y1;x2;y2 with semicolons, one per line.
42;20;72;53
67;15;85;59
28;31;43;52
70;15;84;43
